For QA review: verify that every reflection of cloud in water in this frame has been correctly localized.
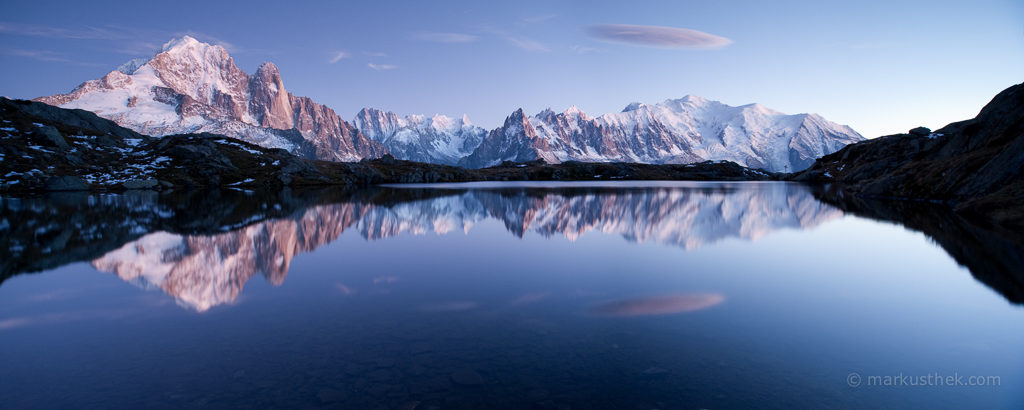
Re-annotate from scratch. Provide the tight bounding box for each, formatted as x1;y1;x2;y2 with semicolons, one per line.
373;276;399;285
0;308;136;331
592;293;725;317
419;301;479;312
0;317;31;330
335;283;355;295
508;292;550;307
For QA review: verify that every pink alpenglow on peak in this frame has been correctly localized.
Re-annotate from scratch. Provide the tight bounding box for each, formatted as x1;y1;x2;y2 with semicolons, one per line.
37;36;385;162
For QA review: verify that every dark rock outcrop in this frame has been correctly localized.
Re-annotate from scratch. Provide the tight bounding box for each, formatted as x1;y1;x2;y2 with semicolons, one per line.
793;82;1024;228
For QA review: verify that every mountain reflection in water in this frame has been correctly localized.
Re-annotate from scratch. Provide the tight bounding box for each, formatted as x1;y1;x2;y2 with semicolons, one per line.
1;183;839;311
5;181;1023;312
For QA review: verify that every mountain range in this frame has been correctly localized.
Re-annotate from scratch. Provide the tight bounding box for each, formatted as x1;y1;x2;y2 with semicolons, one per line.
458;99;863;171
37;36;863;172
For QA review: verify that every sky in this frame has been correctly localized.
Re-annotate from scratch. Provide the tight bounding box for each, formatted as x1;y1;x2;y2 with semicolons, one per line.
0;0;1022;139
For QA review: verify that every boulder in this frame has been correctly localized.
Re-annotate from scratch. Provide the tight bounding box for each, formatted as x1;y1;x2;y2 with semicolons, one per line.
909;126;931;137
34;126;70;150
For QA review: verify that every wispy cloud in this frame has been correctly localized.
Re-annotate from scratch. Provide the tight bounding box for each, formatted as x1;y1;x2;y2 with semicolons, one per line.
0;22;252;55
113;41;161;56
367;63;397;71
5;49;71;62
0;22;282;66
1;48;104;66
570;45;601;55
328;51;349;64
506;36;550;52
475;24;550;53
522;14;557;24
0;22;254;55
586;24;732;49
413;31;478;43
0;22;125;40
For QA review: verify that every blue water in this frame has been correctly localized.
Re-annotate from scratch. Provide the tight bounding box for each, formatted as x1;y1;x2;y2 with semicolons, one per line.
1;182;1021;409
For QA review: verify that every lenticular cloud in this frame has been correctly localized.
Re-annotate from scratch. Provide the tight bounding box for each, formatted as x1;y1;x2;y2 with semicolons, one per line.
586;24;732;49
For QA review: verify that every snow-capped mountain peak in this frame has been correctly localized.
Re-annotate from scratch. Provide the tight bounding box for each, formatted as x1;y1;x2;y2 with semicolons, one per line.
353;108;487;165
430;113;455;131
161;35;203;53
37;36;384;162
622;102;647;112
676;94;709;105
563;105;585;118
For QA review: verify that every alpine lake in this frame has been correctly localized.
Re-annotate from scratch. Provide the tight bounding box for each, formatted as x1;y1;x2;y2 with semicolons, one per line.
1;181;1021;409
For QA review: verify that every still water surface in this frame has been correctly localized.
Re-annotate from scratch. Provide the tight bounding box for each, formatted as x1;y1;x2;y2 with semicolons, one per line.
1;181;1021;409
